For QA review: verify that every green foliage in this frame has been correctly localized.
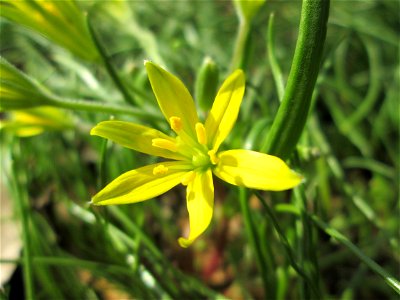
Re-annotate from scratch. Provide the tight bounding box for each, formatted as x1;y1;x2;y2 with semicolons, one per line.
0;0;399;299
0;57;55;110
0;0;98;61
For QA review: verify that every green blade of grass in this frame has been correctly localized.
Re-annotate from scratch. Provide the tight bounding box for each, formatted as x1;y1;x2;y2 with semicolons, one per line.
87;8;136;106
267;12;285;102
310;214;400;294
10;140;35;300
239;188;274;296
254;191;320;298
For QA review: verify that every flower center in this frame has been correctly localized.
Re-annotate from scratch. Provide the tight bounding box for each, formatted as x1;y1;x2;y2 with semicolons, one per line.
192;152;211;168
151;116;219;168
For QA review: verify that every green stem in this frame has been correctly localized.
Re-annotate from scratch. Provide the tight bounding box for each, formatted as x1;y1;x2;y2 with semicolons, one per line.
230;20;251;72
11;141;35;300
254;191;320;298
87;10;136;106
48;95;161;119
294;185;321;299
310;214;400;294
261;0;330;159
341;35;382;132
238;188;272;296
267;13;285;102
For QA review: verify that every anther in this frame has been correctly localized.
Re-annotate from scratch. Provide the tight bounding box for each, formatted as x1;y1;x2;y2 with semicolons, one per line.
170;116;183;132
208;150;219;165
195;123;207;145
153;165;169;175
152;138;178;152
181;171;196;186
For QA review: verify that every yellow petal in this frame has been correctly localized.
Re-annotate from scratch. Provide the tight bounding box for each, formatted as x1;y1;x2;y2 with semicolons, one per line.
205;69;245;151
92;162;192;206
1;106;73;137
145;61;199;137
213;149;303;191
91;120;185;160
13;126;44;137
178;170;214;248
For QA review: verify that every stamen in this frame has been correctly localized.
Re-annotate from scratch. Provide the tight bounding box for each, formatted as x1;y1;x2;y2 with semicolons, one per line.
169;116;200;150
170;116;183;132
181;171;196;186
153;164;169;175
152;138;178;152
195;123;207;145
208;150;219;165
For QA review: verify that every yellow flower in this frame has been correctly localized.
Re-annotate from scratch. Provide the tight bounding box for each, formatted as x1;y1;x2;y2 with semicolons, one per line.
0;106;73;137
90;62;302;247
0;0;98;61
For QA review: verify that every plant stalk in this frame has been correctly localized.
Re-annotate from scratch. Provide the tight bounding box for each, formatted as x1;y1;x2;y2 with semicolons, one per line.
261;0;330;159
49;95;161;119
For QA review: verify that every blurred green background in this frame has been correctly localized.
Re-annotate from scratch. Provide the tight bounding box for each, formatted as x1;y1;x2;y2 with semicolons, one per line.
0;0;398;299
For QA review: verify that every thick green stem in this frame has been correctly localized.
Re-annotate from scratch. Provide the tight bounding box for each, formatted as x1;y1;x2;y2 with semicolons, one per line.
261;0;330;159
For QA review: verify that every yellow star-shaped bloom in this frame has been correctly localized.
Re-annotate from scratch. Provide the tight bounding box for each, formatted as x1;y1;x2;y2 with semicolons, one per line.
91;61;302;247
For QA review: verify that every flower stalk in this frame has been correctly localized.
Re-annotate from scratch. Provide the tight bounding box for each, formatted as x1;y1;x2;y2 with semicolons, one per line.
0;57;157;119
49;95;160;119
261;0;330;159
230;0;265;71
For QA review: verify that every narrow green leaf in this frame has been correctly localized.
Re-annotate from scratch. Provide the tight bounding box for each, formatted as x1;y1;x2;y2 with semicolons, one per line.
311;215;400;294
